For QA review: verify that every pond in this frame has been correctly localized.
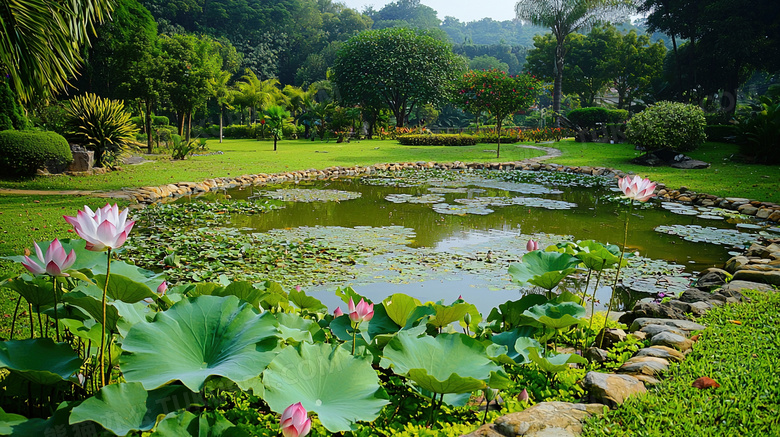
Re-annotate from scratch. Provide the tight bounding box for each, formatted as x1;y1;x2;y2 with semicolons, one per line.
126;169;780;316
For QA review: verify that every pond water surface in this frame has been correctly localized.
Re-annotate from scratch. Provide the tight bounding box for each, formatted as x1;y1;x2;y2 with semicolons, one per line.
164;169;778;316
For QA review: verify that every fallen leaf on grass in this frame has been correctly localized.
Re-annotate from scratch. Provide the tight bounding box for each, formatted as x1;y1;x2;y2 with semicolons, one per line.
727;320;742;325
690;334;700;342
692;377;720;389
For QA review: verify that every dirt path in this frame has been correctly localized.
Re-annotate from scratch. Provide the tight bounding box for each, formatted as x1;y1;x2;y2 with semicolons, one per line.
0;147;564;197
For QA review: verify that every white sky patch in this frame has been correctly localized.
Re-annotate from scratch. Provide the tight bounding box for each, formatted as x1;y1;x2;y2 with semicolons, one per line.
336;0;519;23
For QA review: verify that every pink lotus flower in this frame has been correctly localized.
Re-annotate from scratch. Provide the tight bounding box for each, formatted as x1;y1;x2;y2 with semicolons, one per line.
280;402;311;437
348;297;374;324
64;204;135;251
333;307;344;317
526;239;539;252
518;388;529;402
157;281;167;295
22;239;76;277
617;176;657;202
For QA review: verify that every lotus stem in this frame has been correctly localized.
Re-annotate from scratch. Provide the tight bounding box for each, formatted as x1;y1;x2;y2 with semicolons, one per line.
28;303;34;339
10;295;22;340
98;249;112;388
37;308;44;339
52;276;60;342
482;396;490;425
587;261;607;336
351;326;356;355
601;203;631;348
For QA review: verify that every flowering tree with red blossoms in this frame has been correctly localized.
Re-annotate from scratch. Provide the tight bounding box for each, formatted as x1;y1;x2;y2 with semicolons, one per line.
456;69;542;158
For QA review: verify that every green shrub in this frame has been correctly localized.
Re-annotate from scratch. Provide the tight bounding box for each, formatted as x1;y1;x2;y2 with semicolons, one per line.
152;115;169;126
567;107;628;130
625;101;706;152
65;93;141;167
223;124;260;139
0;79;27;131
397;134;477;146
0;130;72;178
738;95;780;163
476;134;519;144
705;124;739;143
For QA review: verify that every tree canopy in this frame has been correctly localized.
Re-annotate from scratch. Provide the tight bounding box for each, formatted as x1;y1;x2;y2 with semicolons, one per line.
332;27;467;127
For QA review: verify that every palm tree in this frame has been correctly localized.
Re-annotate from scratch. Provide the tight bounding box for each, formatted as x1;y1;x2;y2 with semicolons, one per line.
515;0;635;123
234;70;282;124
1;0;113;102
265;105;291;151
210;70;233;143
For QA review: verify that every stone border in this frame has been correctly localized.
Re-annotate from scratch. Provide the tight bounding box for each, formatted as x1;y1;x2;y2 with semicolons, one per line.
103;160;780;224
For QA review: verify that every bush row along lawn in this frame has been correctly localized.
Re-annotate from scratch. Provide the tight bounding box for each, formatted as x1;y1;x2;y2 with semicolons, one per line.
583;289;780;436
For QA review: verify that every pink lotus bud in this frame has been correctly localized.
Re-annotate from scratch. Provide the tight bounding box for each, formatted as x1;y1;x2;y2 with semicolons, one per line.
157;281;168;295
348;298;374;324
295;285;302;292
518;388;529;402
280;402;311;437
526;239;539;252
617;176;656;202
334;307;344;317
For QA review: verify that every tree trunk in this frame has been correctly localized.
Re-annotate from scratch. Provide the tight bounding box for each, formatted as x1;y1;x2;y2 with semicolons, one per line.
144;100;153;154
219;106;224;143
178;113;185;137
273;135;278;151
553;39;565;127
185;112;192;142
495;119;502;159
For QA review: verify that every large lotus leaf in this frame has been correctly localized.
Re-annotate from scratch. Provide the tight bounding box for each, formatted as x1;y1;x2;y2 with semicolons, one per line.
413;388;472;407
508;251;581;290
188;282;222;297
329;304;401;346
262;342;389;433
120;295;280;391
489;326;539;365
381;331;510;395
91;259;165;291
113;301;154;338
0;408;26;435
383;293;422;326
2;275;56;308
550;291;584;305
486;295;548;329
574;240;623;271
523;302;586;330
69;382;200;436
153;411;249;437
95;274;157;304
328;314;369;344
59;318;103;343
213;281;265;309
0;339;81;385
275;312;325;345
528;348;588;373
366;303;402;339
256;281;289;310
288;287;327;313
428;302;478;329
62;287;120;332
3;401;78;436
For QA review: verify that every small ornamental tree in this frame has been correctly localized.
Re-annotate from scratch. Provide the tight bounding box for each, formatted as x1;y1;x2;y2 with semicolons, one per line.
456;69;542;158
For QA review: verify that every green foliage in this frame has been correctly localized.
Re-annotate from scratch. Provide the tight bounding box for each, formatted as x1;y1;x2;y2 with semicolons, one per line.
738;95;780;163
333;27;467;127
0;80;27;130
626;101;707;152
567;107;628;129
170;135;204;160
508;250;582;291
0;130;72;178
397;134;478;146
65;93;140;167
705;124;738;143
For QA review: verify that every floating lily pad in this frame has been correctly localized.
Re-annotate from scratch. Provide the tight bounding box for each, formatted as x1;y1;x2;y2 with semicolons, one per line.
432;203;494;216
385;194;446;204
453;196;576;210
361;178;420;188
260;189;361;202
427;187;485;194
655;225;762;247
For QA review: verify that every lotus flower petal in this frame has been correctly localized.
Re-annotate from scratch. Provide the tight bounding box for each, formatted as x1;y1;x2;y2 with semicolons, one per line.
280;402;311;437
64;204;135;252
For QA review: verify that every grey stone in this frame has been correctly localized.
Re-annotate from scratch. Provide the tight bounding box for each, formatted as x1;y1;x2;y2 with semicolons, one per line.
582;372;647;407
732;270;780;286
724;256;750;274
68;150;94;172
745;243;774;258
688;301;714;316
697;268;731;288
679;288;726;305
584;347;609;364
639;327;685;344
620;302;689;325
492;402;606;437
632;374;662;386
670;159;710;169
651;331;694;351
618;356;670;376
635;346;686;363
593;328;627;350
719;280;773;293
630;318;706;334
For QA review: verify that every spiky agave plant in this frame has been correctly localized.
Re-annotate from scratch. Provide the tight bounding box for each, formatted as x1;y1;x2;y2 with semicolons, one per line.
66;93;141;167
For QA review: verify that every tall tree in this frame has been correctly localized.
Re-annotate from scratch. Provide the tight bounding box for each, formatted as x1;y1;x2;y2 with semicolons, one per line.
332;27;467;127
608;29;666;111
456;69;542;158
234;71;282;125
211;70;233;143
515;0;635;122
0;0;113;102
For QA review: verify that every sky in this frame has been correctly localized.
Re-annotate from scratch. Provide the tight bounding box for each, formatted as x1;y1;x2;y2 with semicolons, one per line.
337;0;519;23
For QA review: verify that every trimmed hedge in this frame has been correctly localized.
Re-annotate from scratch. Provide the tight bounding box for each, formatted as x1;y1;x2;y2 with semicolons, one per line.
625;101;707;152
476;134;520;144
397;134;477;146
567;107;628;129
0;130;73;178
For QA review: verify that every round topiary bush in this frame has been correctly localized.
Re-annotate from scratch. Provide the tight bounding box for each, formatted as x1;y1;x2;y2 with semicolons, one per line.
0;130;73;178
625;101;706;152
